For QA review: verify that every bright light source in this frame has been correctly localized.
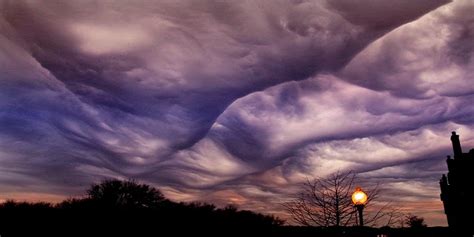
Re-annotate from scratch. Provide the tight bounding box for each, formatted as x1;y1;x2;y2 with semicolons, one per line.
352;187;368;205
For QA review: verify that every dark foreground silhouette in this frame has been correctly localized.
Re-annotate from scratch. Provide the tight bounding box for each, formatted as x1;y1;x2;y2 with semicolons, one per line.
0;180;455;236
0;179;282;236
440;132;474;235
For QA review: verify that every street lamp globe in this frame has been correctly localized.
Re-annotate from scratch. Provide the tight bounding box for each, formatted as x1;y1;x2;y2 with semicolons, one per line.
352;187;368;205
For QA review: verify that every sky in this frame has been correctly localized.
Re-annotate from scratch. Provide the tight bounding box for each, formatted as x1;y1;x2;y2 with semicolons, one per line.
0;0;473;226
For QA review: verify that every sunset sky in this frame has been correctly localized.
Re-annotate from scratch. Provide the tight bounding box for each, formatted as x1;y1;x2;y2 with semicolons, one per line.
1;0;473;226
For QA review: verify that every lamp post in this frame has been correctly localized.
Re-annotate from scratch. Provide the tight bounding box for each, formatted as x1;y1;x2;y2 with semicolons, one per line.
352;187;368;226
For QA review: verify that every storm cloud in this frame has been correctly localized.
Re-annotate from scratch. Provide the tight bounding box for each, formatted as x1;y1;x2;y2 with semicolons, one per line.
0;0;472;226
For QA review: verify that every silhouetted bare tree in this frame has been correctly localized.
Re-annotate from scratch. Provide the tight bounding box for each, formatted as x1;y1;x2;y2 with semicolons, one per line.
283;171;402;227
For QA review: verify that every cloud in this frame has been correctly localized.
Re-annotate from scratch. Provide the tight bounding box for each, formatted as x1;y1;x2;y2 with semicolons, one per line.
1;0;447;154
210;75;473;168
341;0;474;99
71;23;154;55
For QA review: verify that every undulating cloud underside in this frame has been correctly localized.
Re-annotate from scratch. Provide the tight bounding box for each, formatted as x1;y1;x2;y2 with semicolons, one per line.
1;0;473;226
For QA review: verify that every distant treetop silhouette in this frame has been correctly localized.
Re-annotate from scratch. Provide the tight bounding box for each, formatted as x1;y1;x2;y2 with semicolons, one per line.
87;179;165;208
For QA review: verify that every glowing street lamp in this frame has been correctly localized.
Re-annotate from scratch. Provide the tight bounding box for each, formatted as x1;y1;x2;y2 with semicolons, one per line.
352;187;368;226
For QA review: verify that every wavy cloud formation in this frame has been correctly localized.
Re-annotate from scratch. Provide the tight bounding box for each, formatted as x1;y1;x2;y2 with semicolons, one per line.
1;0;473;226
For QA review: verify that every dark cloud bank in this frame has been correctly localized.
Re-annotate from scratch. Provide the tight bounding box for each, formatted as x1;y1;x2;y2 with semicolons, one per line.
1;0;473;226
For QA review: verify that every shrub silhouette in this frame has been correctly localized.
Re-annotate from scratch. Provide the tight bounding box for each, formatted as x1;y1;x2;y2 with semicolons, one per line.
404;214;427;228
1;199;53;210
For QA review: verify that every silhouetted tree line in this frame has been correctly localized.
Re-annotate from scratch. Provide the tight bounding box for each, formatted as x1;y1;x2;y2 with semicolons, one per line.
0;180;282;236
0;179;452;237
